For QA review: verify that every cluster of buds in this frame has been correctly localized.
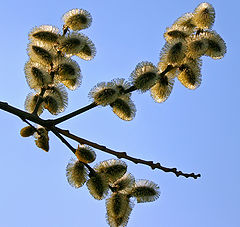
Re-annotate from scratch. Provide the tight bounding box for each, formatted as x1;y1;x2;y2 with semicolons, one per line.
24;9;96;116
66;147;160;227
89;78;136;121
21;9;97;151
89;2;226;121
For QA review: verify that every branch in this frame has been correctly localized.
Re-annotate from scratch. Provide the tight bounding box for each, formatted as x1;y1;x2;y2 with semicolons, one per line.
52;65;176;125
53;102;98;125
55;127;201;179
0;101;46;126
0;101;200;179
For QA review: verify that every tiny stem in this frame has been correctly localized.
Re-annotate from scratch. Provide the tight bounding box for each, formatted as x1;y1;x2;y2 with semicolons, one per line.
50;126;95;175
62;25;69;36
53;102;98;125
21;118;39;133
32;88;46;116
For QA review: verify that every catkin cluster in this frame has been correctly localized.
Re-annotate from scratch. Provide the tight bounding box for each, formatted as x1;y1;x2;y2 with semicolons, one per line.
89;2;226;121
21;9;96;151
66;150;160;227
24;9;96;116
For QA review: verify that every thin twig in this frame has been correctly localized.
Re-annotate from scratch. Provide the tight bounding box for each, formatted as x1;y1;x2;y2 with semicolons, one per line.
0;101;201;179
32;88;46;116
53;102;98;125
50;126;95;175
55;127;201;179
52;64;176;125
0;101;46;125
20;118;39;133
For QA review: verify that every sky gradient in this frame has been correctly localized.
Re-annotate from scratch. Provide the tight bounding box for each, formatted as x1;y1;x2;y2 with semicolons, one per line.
0;0;239;226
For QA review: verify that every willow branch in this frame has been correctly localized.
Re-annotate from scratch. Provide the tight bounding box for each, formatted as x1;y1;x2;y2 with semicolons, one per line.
53;102;98;125
0;101;200;179
55;127;201;179
52;64;175;125
0;101;47;126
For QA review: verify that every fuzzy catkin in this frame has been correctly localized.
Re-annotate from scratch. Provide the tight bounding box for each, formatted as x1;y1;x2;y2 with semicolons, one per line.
66;159;88;188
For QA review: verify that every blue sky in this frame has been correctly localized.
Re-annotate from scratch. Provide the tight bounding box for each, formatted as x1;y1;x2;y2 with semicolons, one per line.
0;0;239;226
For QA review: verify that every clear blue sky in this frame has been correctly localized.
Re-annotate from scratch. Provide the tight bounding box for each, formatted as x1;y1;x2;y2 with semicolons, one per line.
0;0;239;226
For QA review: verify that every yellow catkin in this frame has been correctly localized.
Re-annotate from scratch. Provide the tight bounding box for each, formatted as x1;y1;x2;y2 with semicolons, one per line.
94;159;127;183
27;41;55;66
20;126;35;137
34;127;49;152
24;61;52;91
186;34;209;59
29;25;60;46
201;30;226;59
24;93;44;115
62;9;92;31
89;82;118;106
53;57;82;82
178;58;202;90
164;24;192;43
131;179;160;203
43;85;68;114
61;77;81;90
76;35;96;60
130;61;158;92
150;75;175;103
111;173;135;193
58;32;85;56
86;173;109;200
66;159;88;188
75;145;96;163
193;2;215;29
160;40;187;66
106;193;134;227
110;96;136;121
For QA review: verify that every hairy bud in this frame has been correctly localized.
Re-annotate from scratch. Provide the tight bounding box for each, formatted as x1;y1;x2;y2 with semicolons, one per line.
193;2;215;29
28;42;54;66
75;145;96;163
172;13;196;31
131;179;160;203
34;127;49;152
87;173;109;200
20;126;35;137
29;25;60;46
111;173;135;194
150;75;175;103
106;193;134;227
24;93;44;115
58;32;85;56
94;159;127;183
130;61;158;92
178;58;202;90
186;34;209;59
25;61;52;91
62;9;92;31
76;35;96;60
202;30;226;59
160;40;187;66
110;96;136;121
66;159;88;188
